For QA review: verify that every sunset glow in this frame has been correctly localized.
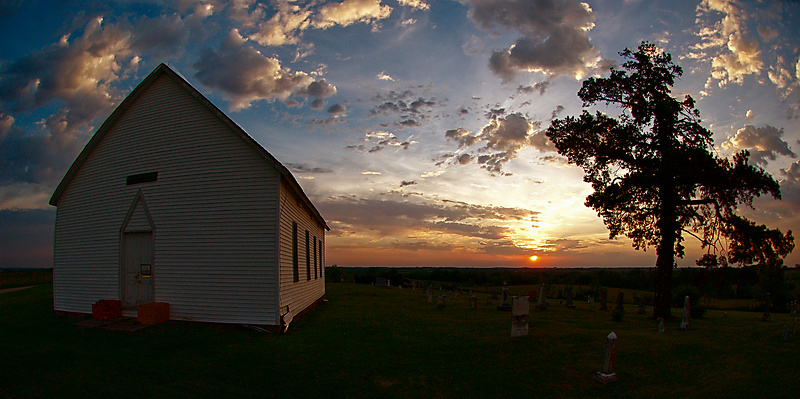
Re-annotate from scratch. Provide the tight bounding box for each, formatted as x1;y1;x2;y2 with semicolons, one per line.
0;0;798;269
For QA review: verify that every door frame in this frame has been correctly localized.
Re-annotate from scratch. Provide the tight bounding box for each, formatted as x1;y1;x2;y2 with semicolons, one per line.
119;190;156;308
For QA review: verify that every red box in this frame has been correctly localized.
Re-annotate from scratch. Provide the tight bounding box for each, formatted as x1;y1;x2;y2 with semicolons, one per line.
92;300;122;320
137;302;170;325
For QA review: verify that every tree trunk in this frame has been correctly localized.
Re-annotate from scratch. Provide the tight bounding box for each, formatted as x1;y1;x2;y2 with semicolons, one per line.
653;240;675;320
652;98;679;320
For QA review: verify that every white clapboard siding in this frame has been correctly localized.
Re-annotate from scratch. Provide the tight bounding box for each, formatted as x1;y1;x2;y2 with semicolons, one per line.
51;65;326;325
278;180;326;324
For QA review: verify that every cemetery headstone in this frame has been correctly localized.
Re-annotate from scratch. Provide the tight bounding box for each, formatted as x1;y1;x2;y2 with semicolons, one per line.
596;332;618;384
565;286;575;308
498;285;512;311
762;292;771;322
680;295;691;330
437;295;446;309
470;294;477;310
511;296;530;337
427;289;433;304
536;283;547;310
599;289;608;312
588;296;594;308
657;317;665;333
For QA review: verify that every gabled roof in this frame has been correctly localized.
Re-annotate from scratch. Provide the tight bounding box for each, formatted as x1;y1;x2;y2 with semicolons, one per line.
49;63;328;230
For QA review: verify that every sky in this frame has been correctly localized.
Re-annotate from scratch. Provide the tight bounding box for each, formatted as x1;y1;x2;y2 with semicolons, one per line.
1;0;799;269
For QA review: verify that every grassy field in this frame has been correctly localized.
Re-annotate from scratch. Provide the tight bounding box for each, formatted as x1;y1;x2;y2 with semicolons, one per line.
1;281;798;398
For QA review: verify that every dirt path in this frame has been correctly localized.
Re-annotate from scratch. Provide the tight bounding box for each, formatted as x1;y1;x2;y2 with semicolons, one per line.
0;285;36;294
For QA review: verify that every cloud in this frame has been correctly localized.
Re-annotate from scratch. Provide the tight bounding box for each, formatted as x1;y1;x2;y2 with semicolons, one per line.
776;161;800;215
284;163;334;174
444;113;553;174
0;16;131;128
317;194;538;244
349;130;416;152
369;95;437;127
398;0;430;11
296;79;338;99
0;114;87;189
400;180;417;187
722;124;796;165
247;1;314;46
314;0;392;30
194;29;321;111
462;0;598;80
327;103;347;114
694;0;765;87
517;82;549;96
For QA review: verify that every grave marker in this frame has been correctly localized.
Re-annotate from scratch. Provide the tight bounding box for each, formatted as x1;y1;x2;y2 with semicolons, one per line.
437;295;446;309
511;296;530;337
536;283;547;310
596;332;618;384
470;294;477;309
657;317;665;333
680;295;691;330
498;285;512;311
427;289;433;304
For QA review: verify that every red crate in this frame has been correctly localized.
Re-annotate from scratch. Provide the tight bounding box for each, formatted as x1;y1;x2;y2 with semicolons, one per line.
137;302;169;325
92;300;122;320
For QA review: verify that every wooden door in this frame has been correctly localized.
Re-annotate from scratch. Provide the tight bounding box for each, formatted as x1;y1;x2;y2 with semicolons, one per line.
122;232;154;308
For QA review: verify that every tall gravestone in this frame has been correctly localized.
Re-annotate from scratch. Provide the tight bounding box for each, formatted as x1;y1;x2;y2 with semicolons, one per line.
536;283;547;310
427;288;433;304
596;332;618;384
437;295;445;309
680;295;691;330
470;294;477;310
657;317;665;333
498;285;512;311
511;296;530;337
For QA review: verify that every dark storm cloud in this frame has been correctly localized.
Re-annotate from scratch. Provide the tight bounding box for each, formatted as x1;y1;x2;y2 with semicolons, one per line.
462;0;598;80
400;180;417;187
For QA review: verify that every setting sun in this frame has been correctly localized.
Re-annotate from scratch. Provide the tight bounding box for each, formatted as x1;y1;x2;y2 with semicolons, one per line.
529;255;539;262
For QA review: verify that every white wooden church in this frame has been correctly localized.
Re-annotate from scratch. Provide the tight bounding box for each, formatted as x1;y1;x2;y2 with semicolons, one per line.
49;63;328;328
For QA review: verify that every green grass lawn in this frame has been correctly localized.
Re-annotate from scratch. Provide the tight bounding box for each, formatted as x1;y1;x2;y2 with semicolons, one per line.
1;282;797;398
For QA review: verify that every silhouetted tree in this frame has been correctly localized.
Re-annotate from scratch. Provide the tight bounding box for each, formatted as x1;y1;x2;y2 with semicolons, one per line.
546;43;794;319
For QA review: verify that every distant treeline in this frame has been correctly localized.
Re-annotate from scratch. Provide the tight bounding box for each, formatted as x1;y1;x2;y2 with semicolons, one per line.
325;265;799;312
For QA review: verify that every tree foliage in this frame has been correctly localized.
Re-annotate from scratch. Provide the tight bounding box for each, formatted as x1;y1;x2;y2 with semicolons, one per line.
545;43;794;318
